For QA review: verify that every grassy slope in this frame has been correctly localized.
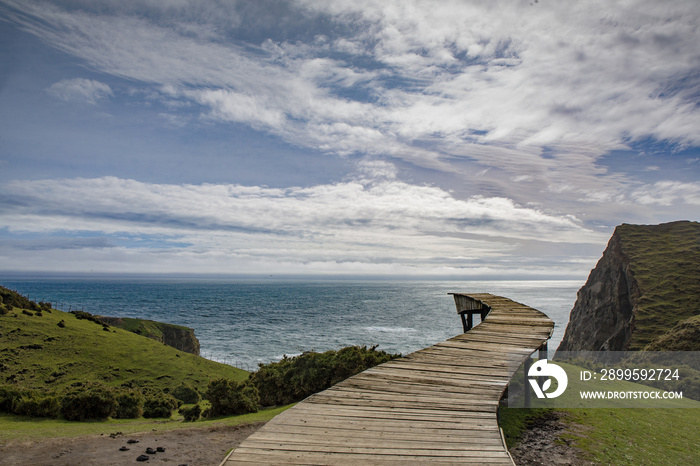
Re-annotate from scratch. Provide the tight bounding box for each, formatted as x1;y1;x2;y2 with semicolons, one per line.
564;407;700;465
0;305;247;394
101;317;175;341
616;221;700;350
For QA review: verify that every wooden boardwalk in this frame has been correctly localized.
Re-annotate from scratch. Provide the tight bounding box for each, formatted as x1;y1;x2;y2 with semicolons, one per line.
223;293;554;465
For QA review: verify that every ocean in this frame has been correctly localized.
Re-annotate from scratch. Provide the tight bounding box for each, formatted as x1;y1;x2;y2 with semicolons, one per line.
1;278;580;371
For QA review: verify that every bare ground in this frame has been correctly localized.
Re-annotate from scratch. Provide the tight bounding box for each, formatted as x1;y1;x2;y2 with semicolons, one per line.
508;410;594;466
1;411;592;465
0;422;265;466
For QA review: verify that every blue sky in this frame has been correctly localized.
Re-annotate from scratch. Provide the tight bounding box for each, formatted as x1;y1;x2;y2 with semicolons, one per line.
1;0;699;278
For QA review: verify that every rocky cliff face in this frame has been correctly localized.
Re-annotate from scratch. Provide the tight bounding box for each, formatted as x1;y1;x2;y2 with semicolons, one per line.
98;316;201;355
556;228;640;352
557;221;700;353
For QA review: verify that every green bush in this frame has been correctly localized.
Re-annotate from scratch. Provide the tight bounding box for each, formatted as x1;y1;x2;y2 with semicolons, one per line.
0;385;23;412
114;389;145;419
60;383;117;421
205;379;259;417
172;383;201;404
0;386;59;418
143;392;179;418
179;403;202;422
251;345;399;406
13;395;61;418
70;310;103;325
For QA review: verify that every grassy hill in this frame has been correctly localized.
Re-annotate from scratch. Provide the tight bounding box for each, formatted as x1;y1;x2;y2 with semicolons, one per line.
616;221;700;350
0;286;247;394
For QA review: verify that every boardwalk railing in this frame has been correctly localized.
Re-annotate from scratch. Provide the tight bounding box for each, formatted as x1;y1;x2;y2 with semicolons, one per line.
223;293;554;465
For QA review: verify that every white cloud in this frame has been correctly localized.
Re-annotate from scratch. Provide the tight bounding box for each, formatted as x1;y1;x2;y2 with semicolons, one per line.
7;0;700;199
0;172;605;275
46;78;113;104
632;181;700;206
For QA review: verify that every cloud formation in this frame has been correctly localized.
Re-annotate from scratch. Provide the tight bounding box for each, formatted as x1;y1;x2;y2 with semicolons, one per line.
6;0;700;189
46;78;113;104
0;172;604;276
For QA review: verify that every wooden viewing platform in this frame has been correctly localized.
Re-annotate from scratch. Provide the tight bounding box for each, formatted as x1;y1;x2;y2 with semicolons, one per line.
223;293;554;465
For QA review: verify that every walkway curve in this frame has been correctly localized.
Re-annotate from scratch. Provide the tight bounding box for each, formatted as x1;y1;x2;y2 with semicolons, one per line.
223;293;554;465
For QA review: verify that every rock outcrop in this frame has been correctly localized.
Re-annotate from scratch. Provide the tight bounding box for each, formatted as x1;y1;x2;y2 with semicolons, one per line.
98;316;201;355
556;226;639;352
557;221;700;353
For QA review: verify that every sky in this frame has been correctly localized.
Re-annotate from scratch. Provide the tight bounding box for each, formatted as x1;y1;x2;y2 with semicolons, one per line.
0;0;699;279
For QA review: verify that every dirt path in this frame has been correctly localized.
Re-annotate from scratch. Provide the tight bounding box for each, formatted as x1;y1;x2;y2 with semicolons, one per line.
0;422;264;466
508;410;594;466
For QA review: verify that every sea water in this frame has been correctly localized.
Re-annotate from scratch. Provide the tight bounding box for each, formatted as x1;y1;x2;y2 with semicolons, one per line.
1;278;580;371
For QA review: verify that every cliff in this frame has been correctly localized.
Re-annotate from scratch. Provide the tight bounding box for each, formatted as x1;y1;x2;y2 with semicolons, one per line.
98;316;201;355
557;221;700;353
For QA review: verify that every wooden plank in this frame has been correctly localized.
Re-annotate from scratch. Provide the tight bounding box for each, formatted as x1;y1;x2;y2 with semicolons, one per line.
335;377;505;398
264;415;501;432
229;451;514;465
302;396;499;412
234;443;512;458
243;438;504;453
321;386;501;405
252;426;505;444
289;402;498;420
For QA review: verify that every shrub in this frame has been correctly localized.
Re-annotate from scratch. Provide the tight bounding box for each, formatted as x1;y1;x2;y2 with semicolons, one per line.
70;310;103;325
251;345;399;406
205;379;259;417
143;392;179;418
13;395;61;418
114;389;145;419
172;383;201;404
60;383;117;421
0;385;25;413
179;403;202;422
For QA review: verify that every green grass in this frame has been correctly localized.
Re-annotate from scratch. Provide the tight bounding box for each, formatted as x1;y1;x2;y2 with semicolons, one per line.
615;221;700;350
0;404;293;441
0;305;247;394
563;408;700;465
500;407;700;465
105;317;171;339
498;406;550;448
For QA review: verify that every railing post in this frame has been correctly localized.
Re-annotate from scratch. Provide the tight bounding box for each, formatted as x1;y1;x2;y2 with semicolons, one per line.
524;355;531;408
539;341;548;360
